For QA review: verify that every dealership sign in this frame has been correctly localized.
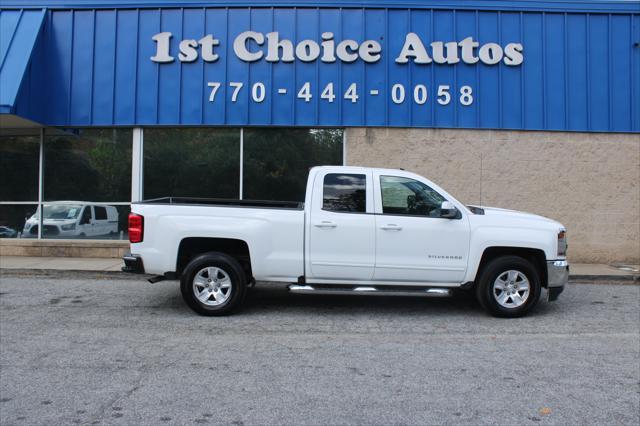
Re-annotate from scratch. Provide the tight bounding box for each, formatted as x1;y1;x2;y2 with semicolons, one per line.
15;6;636;131
151;31;524;66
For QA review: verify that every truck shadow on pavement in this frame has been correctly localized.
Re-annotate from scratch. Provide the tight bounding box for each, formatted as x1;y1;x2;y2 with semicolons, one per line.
228;284;560;318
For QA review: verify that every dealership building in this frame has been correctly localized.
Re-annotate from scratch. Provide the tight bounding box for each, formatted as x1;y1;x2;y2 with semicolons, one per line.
0;0;638;263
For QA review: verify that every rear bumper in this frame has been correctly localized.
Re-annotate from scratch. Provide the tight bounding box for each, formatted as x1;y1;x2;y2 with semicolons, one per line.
547;259;569;301
122;253;145;274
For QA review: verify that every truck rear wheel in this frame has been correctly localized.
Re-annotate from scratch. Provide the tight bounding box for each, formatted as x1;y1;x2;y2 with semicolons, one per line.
180;252;247;316
475;255;541;318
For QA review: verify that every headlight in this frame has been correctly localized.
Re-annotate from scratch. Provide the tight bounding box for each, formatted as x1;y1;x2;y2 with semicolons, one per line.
557;230;567;257
61;224;76;231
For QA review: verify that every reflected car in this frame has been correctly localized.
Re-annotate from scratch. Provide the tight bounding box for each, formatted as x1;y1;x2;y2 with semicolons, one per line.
23;202;119;238
0;226;18;238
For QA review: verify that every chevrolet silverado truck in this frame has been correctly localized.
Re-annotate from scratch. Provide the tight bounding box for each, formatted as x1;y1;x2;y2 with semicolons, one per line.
122;166;568;317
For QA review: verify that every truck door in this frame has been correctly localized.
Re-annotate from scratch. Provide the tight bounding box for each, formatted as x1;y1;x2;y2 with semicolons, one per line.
373;173;470;283
307;170;375;281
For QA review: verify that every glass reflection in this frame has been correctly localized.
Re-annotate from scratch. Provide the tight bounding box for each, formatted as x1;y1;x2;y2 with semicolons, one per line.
22;202;129;240
0;205;37;239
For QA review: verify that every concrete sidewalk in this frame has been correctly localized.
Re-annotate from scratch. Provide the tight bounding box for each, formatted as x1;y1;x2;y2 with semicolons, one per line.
0;256;123;272
0;256;638;280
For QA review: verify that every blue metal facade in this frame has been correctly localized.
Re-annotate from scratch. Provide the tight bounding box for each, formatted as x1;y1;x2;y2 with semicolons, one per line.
4;1;640;132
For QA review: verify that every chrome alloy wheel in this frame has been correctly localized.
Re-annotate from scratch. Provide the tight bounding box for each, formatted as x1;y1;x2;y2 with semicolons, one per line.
193;267;232;306
493;270;530;308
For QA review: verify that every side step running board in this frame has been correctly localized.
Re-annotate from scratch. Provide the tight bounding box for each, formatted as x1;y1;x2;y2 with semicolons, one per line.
288;284;452;298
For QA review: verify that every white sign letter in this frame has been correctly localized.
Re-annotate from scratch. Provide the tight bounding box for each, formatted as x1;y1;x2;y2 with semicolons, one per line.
234;31;265;62
199;35;220;62
395;33;432;64
178;39;198;62
336;40;359;63
265;32;294;63
459;37;480;64
359;40;382;63
478;43;503;65
151;32;174;63
503;42;524;65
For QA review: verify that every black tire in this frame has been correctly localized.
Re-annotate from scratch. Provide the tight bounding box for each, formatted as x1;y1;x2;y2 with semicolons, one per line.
475;255;541;318
180;252;247;316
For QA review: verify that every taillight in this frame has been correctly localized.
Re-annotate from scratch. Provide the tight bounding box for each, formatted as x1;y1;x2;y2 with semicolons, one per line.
128;213;144;243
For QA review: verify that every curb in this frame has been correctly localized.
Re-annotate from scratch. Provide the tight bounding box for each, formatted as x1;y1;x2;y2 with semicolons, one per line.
569;274;639;282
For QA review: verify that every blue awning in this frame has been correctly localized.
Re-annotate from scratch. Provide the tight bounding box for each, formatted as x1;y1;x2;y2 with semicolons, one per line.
0;9;46;114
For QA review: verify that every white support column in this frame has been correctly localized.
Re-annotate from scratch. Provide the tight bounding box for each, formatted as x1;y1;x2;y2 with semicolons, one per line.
131;128;144;202
239;128;244;200
37;128;44;239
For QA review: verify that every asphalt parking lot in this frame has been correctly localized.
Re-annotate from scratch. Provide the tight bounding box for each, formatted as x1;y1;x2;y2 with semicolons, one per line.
0;272;638;426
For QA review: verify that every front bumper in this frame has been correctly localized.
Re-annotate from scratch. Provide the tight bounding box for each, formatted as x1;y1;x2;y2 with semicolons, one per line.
547;259;569;301
122;253;145;274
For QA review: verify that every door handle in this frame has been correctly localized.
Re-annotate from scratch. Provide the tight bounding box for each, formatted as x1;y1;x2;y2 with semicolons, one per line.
380;224;402;231
314;221;337;229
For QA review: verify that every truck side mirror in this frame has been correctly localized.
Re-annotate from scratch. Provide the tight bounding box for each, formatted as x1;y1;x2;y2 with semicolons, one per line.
440;201;458;219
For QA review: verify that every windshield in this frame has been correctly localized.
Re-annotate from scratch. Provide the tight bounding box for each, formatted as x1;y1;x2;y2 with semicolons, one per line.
42;205;83;220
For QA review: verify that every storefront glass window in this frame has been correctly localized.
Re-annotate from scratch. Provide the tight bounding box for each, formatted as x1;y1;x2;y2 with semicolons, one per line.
143;128;241;199
243;128;343;201
42;129;132;240
0;205;38;239
0;135;40;202
0;134;40;239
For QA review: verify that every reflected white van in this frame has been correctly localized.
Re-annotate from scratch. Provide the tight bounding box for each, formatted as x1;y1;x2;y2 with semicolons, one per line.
23;202;119;238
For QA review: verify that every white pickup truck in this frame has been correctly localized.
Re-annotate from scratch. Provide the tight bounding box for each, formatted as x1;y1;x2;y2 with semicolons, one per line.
123;166;568;317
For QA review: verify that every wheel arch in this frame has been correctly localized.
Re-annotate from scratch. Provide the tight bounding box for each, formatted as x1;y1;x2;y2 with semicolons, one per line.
177;237;252;280
474;246;548;288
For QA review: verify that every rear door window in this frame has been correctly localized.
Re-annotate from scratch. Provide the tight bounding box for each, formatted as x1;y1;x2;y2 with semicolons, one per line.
322;173;366;213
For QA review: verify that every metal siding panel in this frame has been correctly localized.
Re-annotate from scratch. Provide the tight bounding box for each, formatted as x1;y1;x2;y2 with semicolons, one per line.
387;9;410;126
588;14;609;131
180;8;205;124
633;14;640;131
294;7;318;125
0;9;45;113
316;9;341;125
225;8;249;125
69;10;94;125
501;12;522;129
454;10;478;128
433;10;457;127
0;10;21;64
340;8;364;126
247;8;272;125
566;13;588;130
136;8;160;124
114;9;137;124
92;10;116;124
364;8;385;126
271;8;296;125
409;9;432;127
610;14;632;131
544;13;566;130
202;8;227;124
522;12;544;129
157;8;181;124
477;11;499;128
47;11;73;124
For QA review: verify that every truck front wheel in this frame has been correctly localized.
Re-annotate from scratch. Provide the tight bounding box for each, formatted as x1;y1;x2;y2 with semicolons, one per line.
475;255;541;318
180;252;247;316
